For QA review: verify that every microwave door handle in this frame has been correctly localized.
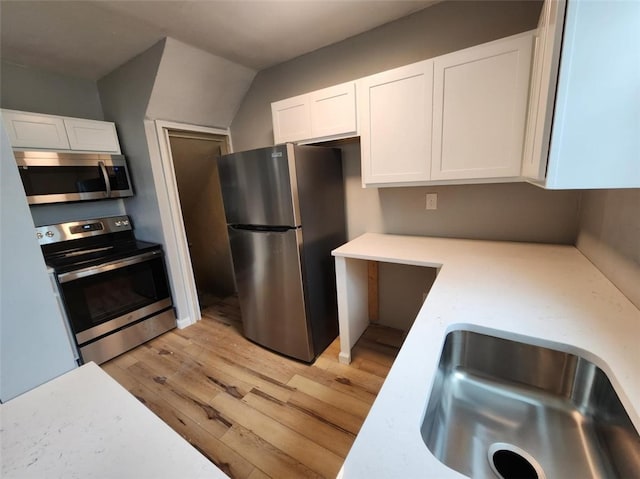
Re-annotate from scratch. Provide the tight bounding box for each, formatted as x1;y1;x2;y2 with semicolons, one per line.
98;161;112;198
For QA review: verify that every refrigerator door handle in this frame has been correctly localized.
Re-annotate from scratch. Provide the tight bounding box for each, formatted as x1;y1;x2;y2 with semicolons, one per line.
229;224;297;233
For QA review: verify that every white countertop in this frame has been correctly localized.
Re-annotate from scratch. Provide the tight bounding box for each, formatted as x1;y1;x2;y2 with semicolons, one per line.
1;362;228;479
333;234;640;478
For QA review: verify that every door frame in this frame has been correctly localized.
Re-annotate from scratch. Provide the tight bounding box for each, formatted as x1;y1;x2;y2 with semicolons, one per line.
152;120;233;328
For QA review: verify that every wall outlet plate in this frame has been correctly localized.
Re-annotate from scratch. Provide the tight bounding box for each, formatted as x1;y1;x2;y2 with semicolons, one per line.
426;193;438;210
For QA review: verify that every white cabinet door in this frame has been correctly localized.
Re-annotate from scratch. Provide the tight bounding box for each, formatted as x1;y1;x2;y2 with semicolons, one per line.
1;109;121;153
431;33;534;181
522;0;565;182
1;110;70;149
272;94;311;144
309;82;357;139
359;60;433;186
523;0;639;189
63;118;120;153
545;0;640;189
272;82;357;144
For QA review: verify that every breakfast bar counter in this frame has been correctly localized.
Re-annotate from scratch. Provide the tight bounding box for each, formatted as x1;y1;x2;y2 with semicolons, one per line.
332;233;640;478
1;362;228;479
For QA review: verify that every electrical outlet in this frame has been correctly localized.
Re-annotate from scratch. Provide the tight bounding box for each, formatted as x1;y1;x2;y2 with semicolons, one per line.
426;193;438;210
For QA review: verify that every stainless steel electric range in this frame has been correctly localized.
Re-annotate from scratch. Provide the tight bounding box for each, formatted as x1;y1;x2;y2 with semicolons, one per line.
37;215;176;364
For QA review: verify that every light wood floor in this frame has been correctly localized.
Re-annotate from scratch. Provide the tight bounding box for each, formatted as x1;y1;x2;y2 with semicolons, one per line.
102;296;403;479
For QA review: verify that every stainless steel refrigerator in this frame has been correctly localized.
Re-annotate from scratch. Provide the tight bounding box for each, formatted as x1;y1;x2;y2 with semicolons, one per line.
217;144;346;362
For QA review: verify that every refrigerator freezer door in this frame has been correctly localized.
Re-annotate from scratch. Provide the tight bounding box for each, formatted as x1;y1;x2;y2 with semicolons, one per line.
217;145;299;227
228;226;313;361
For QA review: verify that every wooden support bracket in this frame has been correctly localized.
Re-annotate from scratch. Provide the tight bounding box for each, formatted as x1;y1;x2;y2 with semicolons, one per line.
368;261;379;323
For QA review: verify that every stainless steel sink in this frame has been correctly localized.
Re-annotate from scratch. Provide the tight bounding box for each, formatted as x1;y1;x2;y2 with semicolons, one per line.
421;330;640;479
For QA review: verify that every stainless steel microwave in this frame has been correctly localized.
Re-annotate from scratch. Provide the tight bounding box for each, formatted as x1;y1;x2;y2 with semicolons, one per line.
14;151;134;205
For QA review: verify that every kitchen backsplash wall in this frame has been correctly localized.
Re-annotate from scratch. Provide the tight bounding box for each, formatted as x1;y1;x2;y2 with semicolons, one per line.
340;143;579;244
576;189;640;310
29;201;127;227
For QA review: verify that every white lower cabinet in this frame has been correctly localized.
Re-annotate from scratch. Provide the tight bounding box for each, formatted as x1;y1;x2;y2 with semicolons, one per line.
431;33;534;181
1;109;121;153
359;60;433;186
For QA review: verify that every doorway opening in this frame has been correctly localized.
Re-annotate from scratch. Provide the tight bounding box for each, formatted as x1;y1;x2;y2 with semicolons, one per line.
166;130;236;313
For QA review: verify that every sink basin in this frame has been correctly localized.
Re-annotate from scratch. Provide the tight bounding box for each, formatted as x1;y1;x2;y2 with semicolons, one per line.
421;330;640;479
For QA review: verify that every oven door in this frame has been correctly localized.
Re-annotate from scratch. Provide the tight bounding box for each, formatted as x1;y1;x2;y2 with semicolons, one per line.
56;250;173;346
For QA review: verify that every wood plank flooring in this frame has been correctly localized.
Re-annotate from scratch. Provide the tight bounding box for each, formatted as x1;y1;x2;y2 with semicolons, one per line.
102;296;403;479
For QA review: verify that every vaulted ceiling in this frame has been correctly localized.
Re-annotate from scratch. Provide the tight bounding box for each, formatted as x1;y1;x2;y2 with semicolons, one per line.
0;1;438;79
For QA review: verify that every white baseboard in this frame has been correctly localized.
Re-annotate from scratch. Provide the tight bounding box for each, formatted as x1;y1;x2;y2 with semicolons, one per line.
176;316;198;329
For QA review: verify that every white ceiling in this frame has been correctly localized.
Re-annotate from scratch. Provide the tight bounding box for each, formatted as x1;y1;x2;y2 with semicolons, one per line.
0;1;438;80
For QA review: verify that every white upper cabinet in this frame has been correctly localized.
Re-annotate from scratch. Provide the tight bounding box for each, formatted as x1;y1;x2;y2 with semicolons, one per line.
359;60;433;186
431;33;533;181
271;94;311;144
2;110;70;150
1;109;121;153
521;0;564;181
309;82;356;140
271;81;357;144
271;32;543;188
63;118;120;153
523;0;640;189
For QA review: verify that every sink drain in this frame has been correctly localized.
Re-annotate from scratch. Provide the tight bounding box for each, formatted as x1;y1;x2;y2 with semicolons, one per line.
487;443;546;479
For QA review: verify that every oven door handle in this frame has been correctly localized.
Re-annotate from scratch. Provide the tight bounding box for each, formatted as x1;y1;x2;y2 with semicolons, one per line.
57;250;161;283
99;160;112;198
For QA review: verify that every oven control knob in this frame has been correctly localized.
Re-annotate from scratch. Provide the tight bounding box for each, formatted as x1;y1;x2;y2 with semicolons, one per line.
122;220;129;226
36;232;43;239
115;220;122;227
45;231;54;238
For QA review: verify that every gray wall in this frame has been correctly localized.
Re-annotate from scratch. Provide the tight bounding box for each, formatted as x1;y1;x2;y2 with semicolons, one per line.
231;0;543;150
341;143;579;243
147;38;255;128
98;40;165;243
576;189;640;309
0;122;77;401
379;263;437;331
1;59;103;120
